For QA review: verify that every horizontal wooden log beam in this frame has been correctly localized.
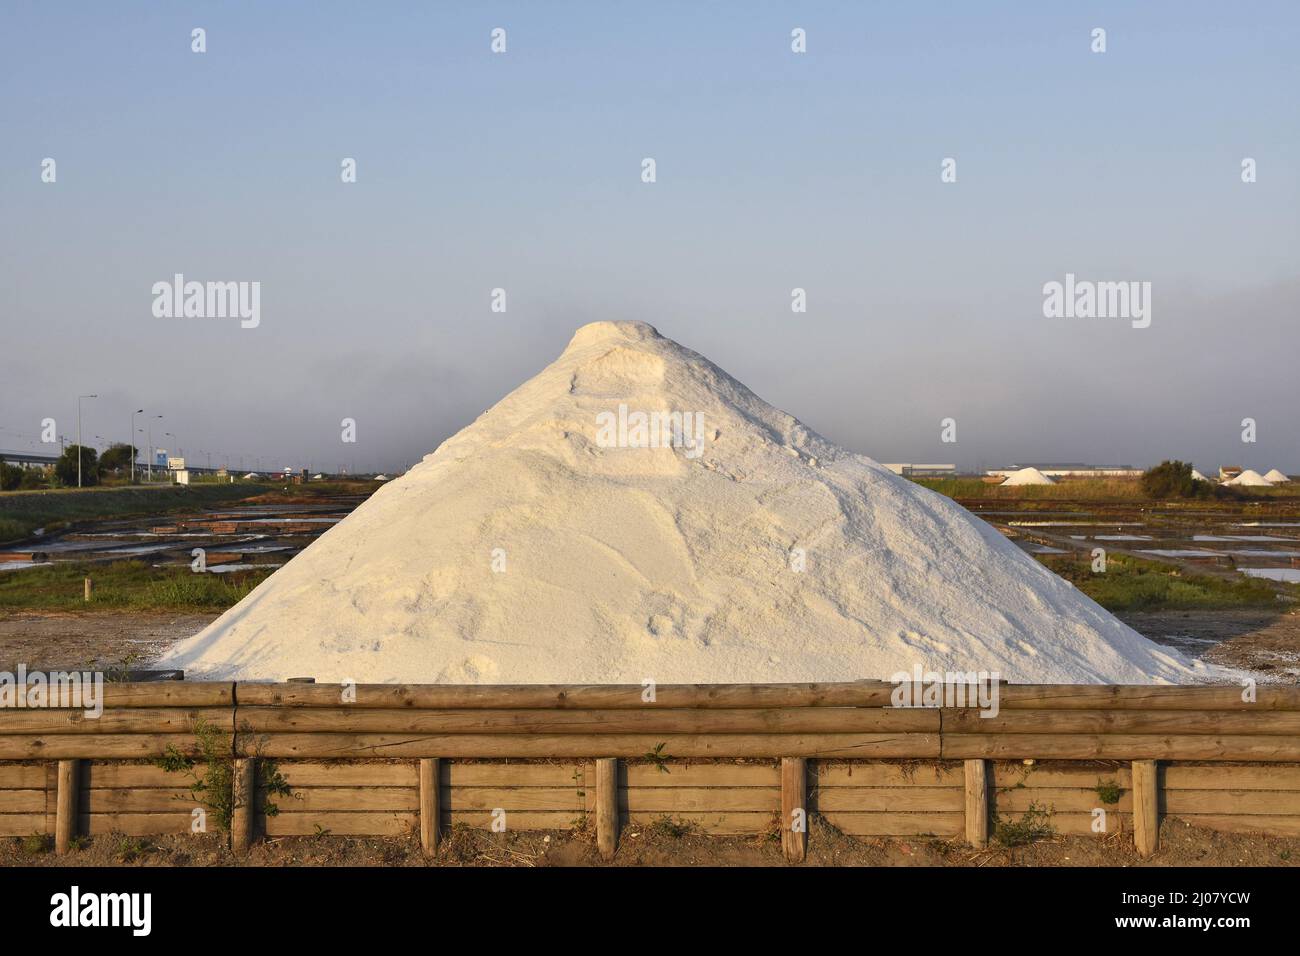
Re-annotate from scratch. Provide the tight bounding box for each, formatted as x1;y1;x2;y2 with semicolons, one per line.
0;708;232;735
0;735;201;760
943;734;1300;762
242;732;941;760
993;685;1300;711
943;709;1300;736
232;706;938;735
233;681;896;709
1;683;232;707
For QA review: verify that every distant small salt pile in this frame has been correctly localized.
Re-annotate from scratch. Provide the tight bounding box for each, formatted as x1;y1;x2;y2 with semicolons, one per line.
1227;469;1272;487
1264;469;1290;484
1000;467;1056;486
1189;469;1210;482
160;321;1208;685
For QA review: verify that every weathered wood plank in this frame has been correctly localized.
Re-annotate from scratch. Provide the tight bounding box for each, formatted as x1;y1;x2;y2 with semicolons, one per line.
810;787;963;813
1163;764;1300;790
0;735;202;759
989;765;1132;790
809;763;962;788
994;685;1300;711
267;762;417;788
944;709;1300;735
234;682;895;710
0;708;232;735
263;786;420;813
419;758;439;857
440;786;584;812
1133;760;1159;858
0;813;47;836
445;762;588;788
782;757;807;862
944;734;1300;761
231;758;255;854
55;759;78;854
259;811;416;836
246;732;942;760
596;757;618;860
81;762;210;789
0;764;48;789
233;706;936;735
5;683;232;708
0;789;47;813
78;812;197;835
992;788;1134;812
1163;789;1300;815
80;788;199;813
619;762;779;788
965;759;988;848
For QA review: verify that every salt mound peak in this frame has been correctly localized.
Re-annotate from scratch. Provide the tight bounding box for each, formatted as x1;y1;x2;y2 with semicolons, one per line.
1264;469;1290;483
565;319;664;350
1001;467;1055;486
160;323;1211;685
1227;469;1271;487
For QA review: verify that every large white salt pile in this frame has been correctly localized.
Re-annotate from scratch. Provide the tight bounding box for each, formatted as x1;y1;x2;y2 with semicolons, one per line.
160;321;1207;685
1000;467;1056;486
1264;469;1290;484
1227;469;1272;487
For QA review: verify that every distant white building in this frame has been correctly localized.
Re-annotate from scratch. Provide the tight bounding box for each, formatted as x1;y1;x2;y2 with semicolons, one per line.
986;462;1142;479
883;463;957;477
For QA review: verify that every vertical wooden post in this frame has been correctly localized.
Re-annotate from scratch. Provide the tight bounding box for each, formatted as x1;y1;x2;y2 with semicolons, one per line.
595;757;618;861
231;757;255;854
55;759;79;854
1133;759;1159;858
83;577;93;602
419;758;440;857
781;757;807;863
964;759;989;847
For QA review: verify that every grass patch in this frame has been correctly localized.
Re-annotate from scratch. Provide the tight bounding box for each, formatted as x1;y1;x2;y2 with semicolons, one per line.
21;832;53;856
993;803;1056;847
0;559;273;611
1095;779;1124;805
1038;552;1287;611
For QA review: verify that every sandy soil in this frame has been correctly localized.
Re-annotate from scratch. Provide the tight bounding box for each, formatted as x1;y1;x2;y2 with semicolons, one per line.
1116;608;1300;679
3;817;1296;868
0;610;218;672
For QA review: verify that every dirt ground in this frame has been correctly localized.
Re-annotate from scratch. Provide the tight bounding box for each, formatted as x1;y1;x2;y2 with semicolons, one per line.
1116;607;1300;679
0;610;218;671
3;817;1297;868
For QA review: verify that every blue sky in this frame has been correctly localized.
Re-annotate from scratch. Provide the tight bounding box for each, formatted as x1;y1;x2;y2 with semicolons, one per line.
1;1;1296;472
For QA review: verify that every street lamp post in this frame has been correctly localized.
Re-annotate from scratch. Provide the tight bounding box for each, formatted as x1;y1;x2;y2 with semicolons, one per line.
76;394;97;488
130;409;143;483
164;432;177;481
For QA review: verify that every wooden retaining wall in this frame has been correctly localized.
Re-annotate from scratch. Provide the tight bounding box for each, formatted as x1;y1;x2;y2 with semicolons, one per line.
3;681;1300;860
